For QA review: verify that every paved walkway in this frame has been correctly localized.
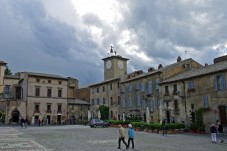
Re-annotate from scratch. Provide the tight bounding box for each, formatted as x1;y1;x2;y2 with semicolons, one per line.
0;125;226;151
0;127;51;151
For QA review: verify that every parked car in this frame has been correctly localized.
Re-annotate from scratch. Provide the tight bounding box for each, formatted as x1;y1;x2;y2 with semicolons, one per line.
89;119;109;128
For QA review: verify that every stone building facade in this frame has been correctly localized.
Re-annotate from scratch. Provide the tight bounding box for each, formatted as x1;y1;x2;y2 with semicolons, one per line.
89;52;129;120
67;87;90;124
159;55;227;129
119;57;202;122
1;71;78;125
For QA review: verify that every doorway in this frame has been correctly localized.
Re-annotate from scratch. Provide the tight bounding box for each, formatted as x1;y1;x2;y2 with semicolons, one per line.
219;106;227;126
166;111;170;123
57;115;61;124
46;115;51;125
11;110;20;123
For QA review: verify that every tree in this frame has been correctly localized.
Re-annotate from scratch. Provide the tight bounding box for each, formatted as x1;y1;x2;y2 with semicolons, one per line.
4;66;13;75
99;105;109;120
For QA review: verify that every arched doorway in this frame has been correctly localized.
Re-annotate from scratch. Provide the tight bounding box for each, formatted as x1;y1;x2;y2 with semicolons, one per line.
11;109;20;123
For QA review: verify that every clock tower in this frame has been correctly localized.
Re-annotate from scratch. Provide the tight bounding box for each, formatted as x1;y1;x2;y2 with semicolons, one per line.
102;47;129;81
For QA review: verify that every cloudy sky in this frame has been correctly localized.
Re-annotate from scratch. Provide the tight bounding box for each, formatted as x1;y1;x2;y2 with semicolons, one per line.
1;0;227;87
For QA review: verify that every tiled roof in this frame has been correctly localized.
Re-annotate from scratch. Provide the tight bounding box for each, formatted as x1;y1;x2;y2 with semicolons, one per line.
4;75;20;79
68;99;89;105
160;60;227;84
89;77;120;87
21;72;68;80
121;58;196;83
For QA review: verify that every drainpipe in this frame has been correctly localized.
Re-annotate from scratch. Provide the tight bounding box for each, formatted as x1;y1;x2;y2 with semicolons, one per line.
182;81;188;128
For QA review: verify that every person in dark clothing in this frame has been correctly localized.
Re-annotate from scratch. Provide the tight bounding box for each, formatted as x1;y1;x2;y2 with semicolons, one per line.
162;120;167;136
210;124;217;143
20;118;24;128
217;122;224;143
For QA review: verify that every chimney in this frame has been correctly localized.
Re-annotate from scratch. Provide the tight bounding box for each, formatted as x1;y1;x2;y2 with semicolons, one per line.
213;55;227;63
158;64;163;69
177;56;182;62
148;67;155;72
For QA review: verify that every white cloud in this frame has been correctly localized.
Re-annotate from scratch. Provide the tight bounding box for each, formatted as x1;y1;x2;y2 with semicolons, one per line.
1;0;227;86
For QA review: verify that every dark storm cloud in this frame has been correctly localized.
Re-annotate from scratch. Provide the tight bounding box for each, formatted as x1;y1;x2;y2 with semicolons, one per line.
117;0;227;65
0;0;102;86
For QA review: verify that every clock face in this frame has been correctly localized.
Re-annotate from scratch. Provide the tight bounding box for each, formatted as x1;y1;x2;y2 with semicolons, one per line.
106;60;112;69
118;60;124;69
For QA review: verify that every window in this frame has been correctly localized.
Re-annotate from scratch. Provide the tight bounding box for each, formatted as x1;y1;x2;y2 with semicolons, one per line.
4;85;10;94
165;86;169;94
97;99;100;105
129;83;133;92
203;96;209;108
110;97;113;105
57;104;62;113
156;98;160;109
120;85;125;94
148;81;152;94
35;104;39;112
174;100;179;112
92;99;94;105
137;95;140;107
142;100;146;110
129;97;132;108
173;84;178;94
118;96;121;105
188;80;195;89
58;89;62;97
136;82;140;91
58;81;62;84
155;79;160;90
103;86;105;92
47;104;51;113
110;84;112;90
97;87;99;93
122;96;126;108
103;98;106;105
141;82;145;92
35;87;40;96
36;79;40;83
118;82;120;88
48;80;51;84
150;99;154;112
214;75;226;91
47;88;52;97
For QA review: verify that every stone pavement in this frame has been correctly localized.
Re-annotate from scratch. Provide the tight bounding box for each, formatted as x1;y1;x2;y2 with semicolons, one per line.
0;126;51;151
1;125;226;151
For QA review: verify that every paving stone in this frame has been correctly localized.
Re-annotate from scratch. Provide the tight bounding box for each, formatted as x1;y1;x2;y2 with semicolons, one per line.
1;125;226;151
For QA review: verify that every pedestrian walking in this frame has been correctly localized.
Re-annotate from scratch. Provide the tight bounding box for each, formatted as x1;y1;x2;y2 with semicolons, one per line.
210;123;217;143
217;122;224;143
117;124;128;149
127;124;134;149
20;117;24;128
24;118;28;128
162;120;167;136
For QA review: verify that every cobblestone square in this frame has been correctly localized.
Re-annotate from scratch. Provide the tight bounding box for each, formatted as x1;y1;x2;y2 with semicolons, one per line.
0;125;226;151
